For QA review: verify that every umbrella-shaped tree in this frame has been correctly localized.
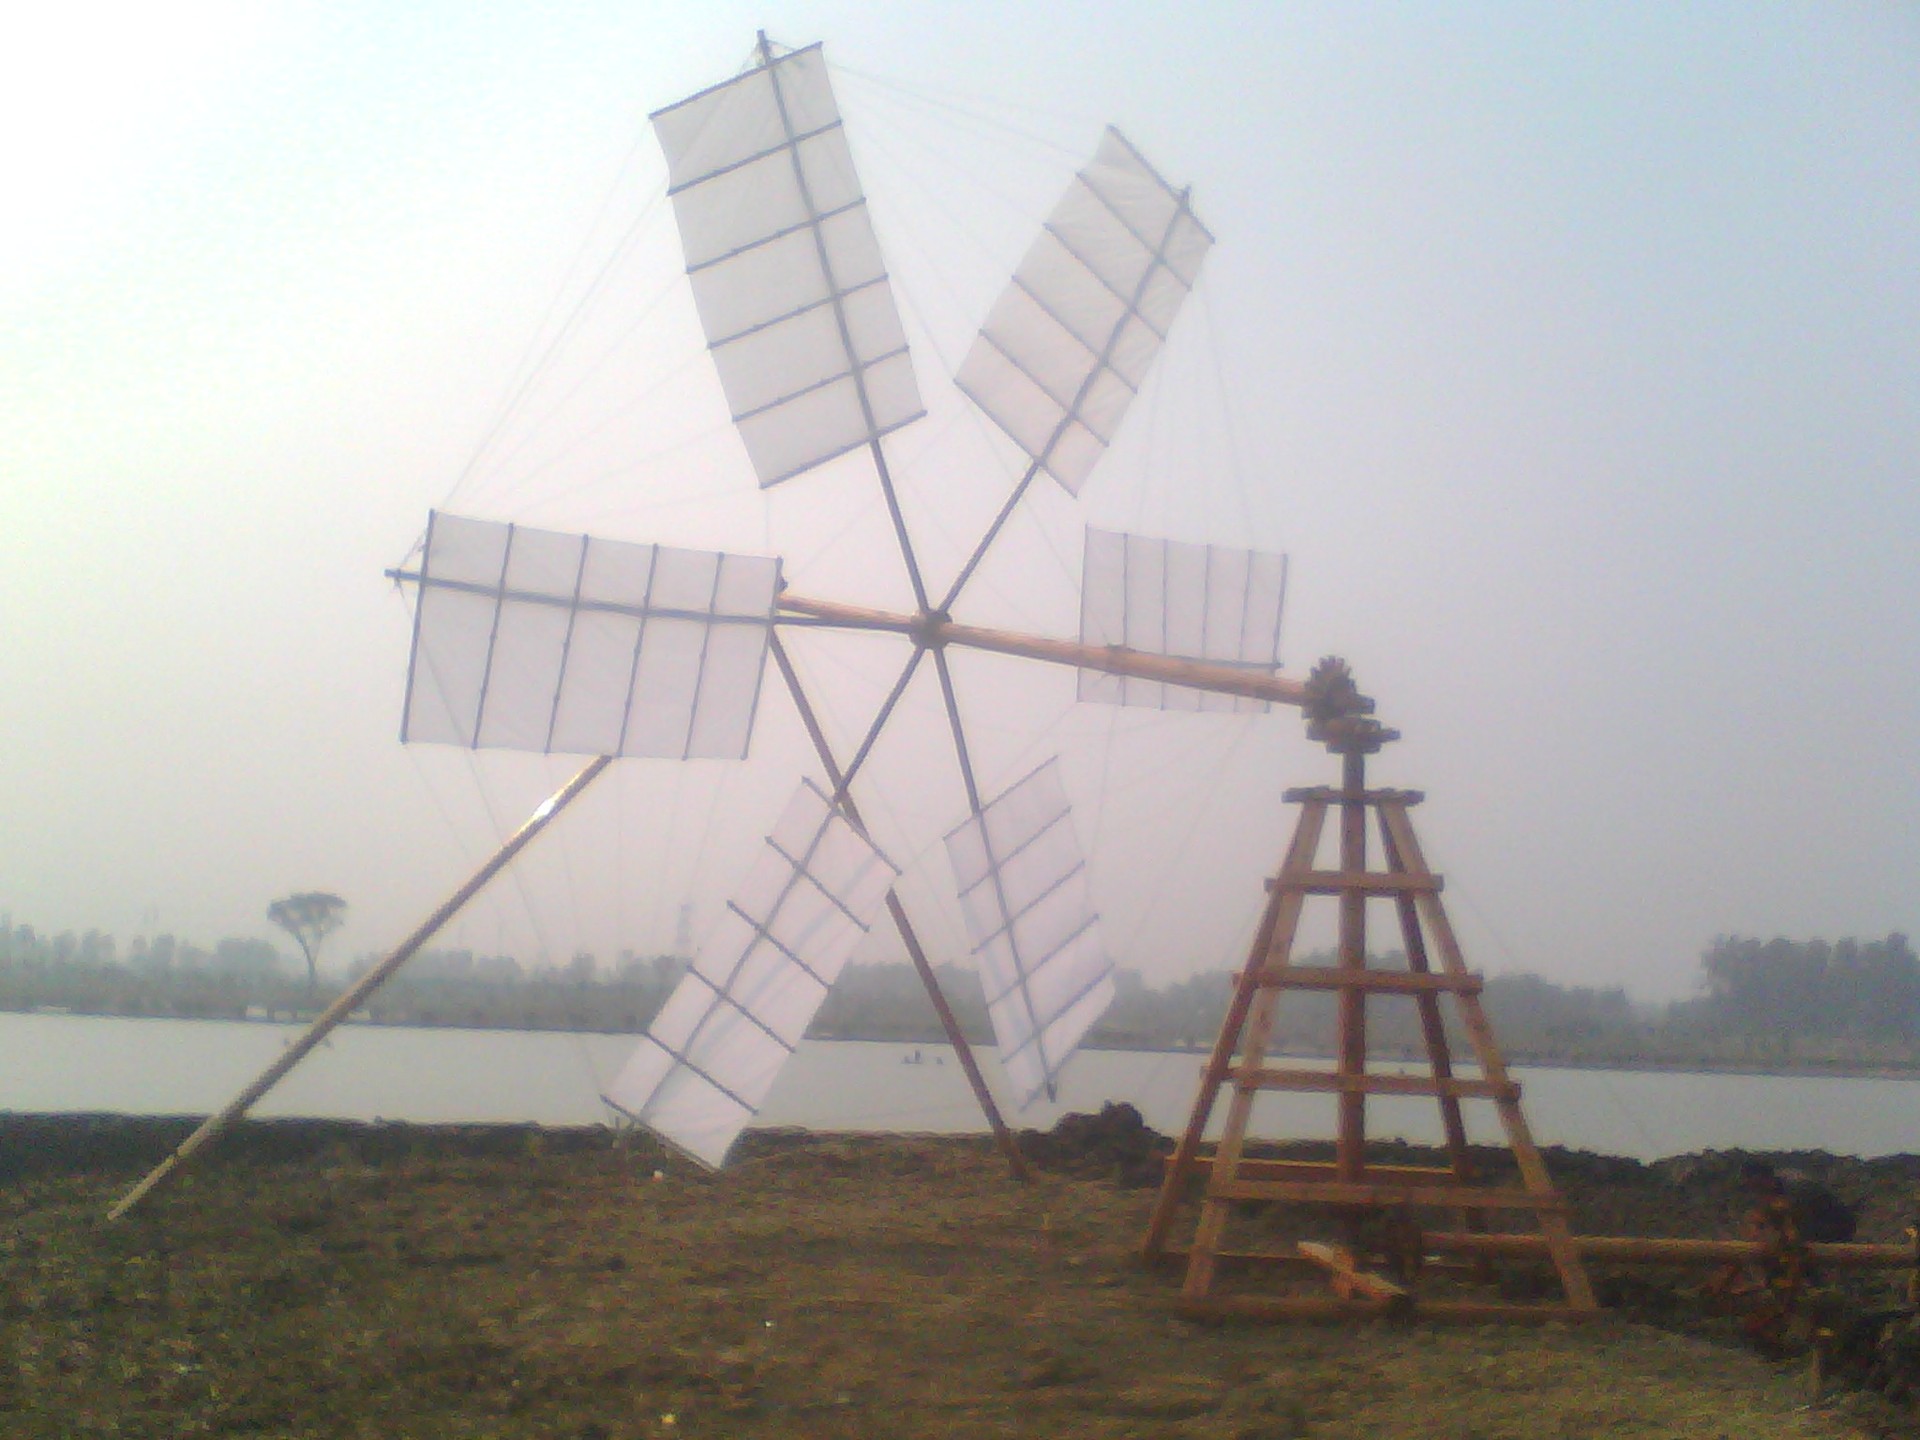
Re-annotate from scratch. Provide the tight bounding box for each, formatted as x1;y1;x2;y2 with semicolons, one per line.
266;892;347;1001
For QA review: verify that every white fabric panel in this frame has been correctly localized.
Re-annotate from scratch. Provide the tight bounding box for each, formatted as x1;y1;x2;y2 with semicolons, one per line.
653;42;923;487
956;127;1213;495
943;759;1113;1108
401;513;778;759
1077;527;1288;714
605;780;899;1166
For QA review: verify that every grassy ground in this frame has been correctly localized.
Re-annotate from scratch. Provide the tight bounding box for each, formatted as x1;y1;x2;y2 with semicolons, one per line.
0;1120;1908;1439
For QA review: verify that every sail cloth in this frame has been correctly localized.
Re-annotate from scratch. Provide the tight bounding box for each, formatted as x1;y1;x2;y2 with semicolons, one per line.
653;42;924;487
400;512;778;759
944;760;1113;1107
1078;527;1288;712
604;780;899;1167
956;128;1213;496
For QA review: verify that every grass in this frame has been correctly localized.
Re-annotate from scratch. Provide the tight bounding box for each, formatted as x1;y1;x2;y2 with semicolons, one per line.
0;1120;1906;1439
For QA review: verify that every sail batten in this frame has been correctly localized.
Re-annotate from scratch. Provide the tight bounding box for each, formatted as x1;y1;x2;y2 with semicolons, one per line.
655;43;923;488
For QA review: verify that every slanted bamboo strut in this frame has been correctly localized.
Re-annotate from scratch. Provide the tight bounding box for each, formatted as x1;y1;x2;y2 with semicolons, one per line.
106;756;616;1221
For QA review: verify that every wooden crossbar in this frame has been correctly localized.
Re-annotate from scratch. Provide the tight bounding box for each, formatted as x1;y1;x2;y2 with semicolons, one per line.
1280;787;1426;806
1282;870;1442;896
1208;1178;1566;1211
1255;967;1483;996
1167;1156;1459;1184
1232;1069;1519;1102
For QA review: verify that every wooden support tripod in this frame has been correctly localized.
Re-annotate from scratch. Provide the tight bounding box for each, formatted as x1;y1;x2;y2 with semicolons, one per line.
1141;668;1598;1321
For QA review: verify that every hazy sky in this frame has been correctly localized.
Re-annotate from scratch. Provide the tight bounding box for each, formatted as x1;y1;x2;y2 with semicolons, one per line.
3;2;1915;1003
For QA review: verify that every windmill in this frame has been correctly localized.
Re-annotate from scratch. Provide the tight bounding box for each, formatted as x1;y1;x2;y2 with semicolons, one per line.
110;37;1574;1319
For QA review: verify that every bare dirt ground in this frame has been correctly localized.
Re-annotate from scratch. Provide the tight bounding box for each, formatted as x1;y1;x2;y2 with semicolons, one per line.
1;1115;1914;1439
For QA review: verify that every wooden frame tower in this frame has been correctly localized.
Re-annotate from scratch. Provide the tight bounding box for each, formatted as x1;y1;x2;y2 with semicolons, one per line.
1141;660;1599;1321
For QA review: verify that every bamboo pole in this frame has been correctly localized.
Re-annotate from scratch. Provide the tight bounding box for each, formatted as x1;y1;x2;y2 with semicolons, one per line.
767;635;1029;1182
106;756;615;1221
776;592;1314;708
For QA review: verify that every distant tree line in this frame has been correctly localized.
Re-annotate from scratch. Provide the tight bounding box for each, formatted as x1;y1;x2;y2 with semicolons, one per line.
1;913;1914;1072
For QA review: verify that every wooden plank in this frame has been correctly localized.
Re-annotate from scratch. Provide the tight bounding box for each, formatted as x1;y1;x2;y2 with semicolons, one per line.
1377;799;1480;1205
1257;967;1482;996
1296;1241;1408;1300
1281;787;1425;806
1176;805;1330;1298
1284;869;1442;896
1168;1156;1459;1184
1180;1295;1600;1324
1209;1178;1566;1211
1233;1069;1519;1101
1378;804;1598;1312
1144;802;1328;1265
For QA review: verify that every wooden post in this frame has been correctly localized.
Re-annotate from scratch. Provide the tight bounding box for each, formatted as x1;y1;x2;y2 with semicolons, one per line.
1335;749;1367;1184
106;755;615;1221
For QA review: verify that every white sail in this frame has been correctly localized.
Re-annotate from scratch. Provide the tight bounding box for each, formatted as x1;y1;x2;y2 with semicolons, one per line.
605;780;899;1166
956;128;1213;495
944;759;1113;1107
400;512;778;759
653;42;924;487
1078;527;1288;712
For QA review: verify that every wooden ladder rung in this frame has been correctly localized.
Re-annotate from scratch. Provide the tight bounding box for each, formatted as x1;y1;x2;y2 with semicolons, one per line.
1169;1156;1463;1184
1280;786;1426;806
1274;870;1442;896
1208;1178;1566;1212
1254;967;1482;996
1232;1068;1519;1102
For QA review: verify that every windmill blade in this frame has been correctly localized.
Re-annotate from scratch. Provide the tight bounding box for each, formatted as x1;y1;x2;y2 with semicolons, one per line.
944;758;1114;1108
653;41;925;488
956;128;1213;497
1078;527;1288;712
604;779;899;1167
398;512;779;759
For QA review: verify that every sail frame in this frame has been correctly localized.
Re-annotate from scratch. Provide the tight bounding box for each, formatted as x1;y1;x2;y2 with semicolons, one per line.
944;758;1114;1107
1077;527;1289;712
956;127;1213;496
399;511;780;760
604;778;900;1166
653;41;925;488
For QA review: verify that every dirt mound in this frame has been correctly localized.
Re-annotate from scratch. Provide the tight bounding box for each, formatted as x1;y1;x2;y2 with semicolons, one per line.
1018;1102;1171;1187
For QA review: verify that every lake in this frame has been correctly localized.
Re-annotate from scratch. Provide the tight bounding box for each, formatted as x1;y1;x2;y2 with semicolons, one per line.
2;1010;1915;1162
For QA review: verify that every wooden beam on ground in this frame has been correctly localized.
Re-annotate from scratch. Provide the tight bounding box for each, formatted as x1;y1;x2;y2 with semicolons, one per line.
1296;1241;1408;1301
1208;1179;1566;1211
1180;1296;1598;1324
1424;1232;1912;1269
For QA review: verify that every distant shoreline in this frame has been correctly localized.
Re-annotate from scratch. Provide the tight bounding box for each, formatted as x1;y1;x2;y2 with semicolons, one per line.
9;1002;1918;1084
